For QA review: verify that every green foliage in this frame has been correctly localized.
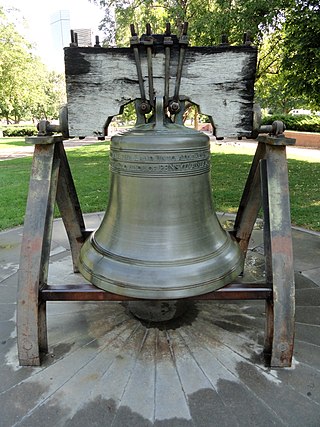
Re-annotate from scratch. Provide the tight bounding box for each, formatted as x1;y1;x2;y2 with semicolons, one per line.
282;1;320;109
0;6;66;123
92;0;292;47
93;1;319;113
261;114;320;132
254;31;307;114
118;101;137;124
2;125;37;137
30;71;67;121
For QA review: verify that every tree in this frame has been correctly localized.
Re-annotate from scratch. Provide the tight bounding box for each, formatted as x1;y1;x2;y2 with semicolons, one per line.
31;71;66;121
0;7;66;123
91;1;319;113
281;1;320;109
91;0;292;47
254;30;306;114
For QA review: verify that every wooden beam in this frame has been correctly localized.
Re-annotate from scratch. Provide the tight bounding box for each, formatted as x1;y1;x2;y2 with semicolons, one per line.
260;143;295;367
55;143;86;272
17;143;61;366
41;282;271;302
64;45;257;138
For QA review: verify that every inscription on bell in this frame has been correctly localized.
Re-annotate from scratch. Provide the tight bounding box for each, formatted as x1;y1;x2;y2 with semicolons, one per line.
111;149;209;163
110;148;210;176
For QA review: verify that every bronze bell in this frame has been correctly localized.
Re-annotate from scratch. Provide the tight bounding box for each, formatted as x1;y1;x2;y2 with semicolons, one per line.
79;99;244;299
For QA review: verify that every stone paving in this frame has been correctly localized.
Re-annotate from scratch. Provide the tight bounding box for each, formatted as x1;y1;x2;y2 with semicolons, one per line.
1;212;320;426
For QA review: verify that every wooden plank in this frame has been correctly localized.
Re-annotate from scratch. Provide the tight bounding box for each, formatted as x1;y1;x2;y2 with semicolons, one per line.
17;143;60;366
65;45;257;138
260;145;295;367
41;282;271;302
233;141;266;253
55;143;86;272
264;297;274;365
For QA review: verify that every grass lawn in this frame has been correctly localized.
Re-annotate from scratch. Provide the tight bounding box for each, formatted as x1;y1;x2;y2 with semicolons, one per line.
0;138;319;231
0;136;30;148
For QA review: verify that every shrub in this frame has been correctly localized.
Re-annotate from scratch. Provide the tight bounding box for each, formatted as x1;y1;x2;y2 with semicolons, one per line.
2;125;38;137
261;114;320;133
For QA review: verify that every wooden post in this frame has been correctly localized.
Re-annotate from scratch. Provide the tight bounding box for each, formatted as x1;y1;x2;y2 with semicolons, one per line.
233;141;266;254
259;135;295;367
55;143;86;272
234;134;295;367
17;138;62;365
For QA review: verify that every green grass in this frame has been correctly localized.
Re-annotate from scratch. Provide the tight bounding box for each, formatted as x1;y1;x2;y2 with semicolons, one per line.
0;136;29;148
210;152;320;231
0;140;319;231
0;142;111;231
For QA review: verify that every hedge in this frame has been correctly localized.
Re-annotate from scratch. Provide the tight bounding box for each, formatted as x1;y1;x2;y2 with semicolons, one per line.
2;125;38;137
261;114;320;133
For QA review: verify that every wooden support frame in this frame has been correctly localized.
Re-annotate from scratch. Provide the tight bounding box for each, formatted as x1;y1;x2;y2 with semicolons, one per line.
17;134;295;367
17;137;86;365
234;134;296;367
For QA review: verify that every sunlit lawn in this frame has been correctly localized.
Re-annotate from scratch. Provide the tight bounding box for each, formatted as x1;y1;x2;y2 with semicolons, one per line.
0;138;319;231
0;136;29;148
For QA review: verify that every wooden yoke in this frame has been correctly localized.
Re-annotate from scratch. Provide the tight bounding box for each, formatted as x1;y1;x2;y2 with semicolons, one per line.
64;44;257;139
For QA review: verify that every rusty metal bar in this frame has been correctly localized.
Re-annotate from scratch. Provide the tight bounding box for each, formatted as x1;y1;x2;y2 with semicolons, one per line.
164;23;172;108
130;24;146;102
17;142;61;366
145;24;154;107
173;22;188;101
263;297;274;364
41;282;272;302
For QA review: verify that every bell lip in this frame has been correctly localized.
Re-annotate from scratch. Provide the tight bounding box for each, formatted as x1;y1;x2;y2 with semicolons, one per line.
78;258;244;300
90;232;233;266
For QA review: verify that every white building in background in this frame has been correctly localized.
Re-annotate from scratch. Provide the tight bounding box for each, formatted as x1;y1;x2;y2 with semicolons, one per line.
49;11;93;70
51;10;71;50
50;10;71;70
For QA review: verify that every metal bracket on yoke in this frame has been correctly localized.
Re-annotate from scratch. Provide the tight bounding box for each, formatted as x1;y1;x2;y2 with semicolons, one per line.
130;22;189;119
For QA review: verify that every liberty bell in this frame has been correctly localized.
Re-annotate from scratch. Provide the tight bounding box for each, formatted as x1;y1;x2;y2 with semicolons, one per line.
78;24;244;300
